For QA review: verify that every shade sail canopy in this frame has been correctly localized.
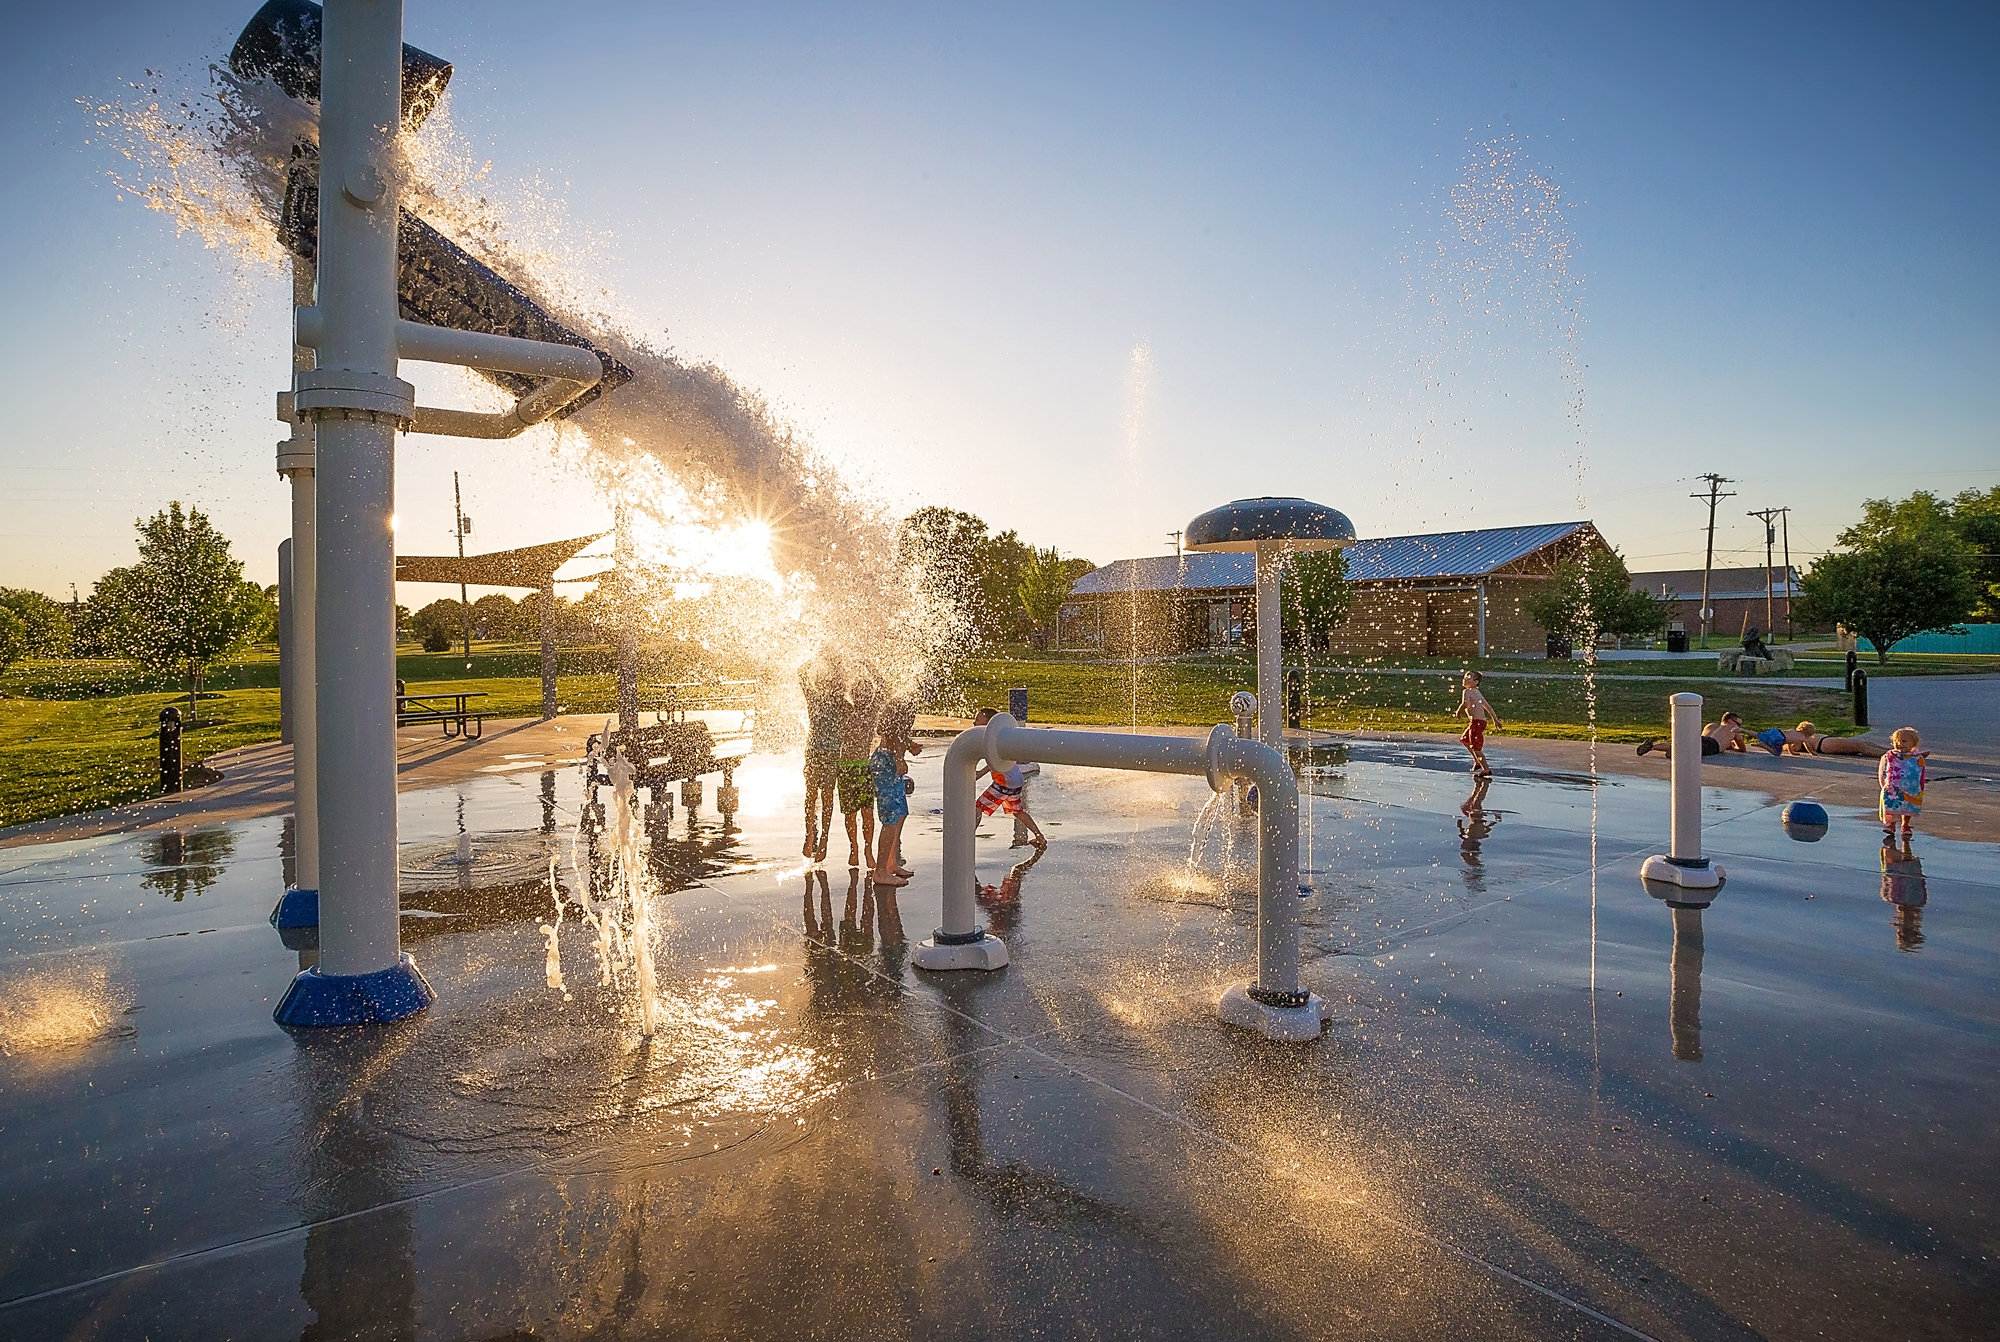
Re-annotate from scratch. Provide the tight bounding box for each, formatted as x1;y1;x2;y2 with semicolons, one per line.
396;533;606;590
1183;497;1356;553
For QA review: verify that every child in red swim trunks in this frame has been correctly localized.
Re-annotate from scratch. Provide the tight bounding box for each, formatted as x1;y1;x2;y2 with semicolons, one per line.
1455;669;1502;776
971;707;1047;847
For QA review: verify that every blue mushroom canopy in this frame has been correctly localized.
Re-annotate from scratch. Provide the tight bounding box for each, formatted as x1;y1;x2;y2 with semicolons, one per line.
1183;497;1356;553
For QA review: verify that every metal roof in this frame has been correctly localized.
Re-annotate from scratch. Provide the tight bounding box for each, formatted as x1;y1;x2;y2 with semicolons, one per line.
1071;521;1594;596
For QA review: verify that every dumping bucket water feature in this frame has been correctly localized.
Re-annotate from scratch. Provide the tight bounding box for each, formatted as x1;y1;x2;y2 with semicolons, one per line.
257;0;625;1027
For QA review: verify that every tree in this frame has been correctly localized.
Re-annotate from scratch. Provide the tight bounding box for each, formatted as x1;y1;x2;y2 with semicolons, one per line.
105;503;257;722
1280;550;1353;652
234;582;279;648
0;588;74;658
1016;547;1080;641
1523;549;1665;648
1798;533;1979;663
410;599;464;653
897;506;994;643
470;592;517;638
1946;486;2000;619
0;607;25;670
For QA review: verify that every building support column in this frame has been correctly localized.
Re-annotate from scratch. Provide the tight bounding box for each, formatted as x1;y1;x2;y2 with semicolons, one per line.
539;575;558;721
1476;580;1488;658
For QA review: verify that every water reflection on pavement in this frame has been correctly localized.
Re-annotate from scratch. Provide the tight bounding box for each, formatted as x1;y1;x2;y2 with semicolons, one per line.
0;743;1993;1339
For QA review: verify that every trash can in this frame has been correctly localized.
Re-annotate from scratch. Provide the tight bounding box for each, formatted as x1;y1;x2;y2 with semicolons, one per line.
1667;630;1689;653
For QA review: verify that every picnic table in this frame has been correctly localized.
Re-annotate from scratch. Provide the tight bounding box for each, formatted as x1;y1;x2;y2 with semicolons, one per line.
396;690;489;738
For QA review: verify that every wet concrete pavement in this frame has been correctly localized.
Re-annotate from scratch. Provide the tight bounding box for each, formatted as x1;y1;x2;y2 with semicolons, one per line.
0;738;1994;1339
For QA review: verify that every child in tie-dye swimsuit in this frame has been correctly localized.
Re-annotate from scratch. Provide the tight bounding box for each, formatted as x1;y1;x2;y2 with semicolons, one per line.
1878;727;1928;841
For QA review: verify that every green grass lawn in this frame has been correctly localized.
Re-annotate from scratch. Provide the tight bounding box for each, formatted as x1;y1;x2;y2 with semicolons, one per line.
951;657;1856;743
0;643;638;829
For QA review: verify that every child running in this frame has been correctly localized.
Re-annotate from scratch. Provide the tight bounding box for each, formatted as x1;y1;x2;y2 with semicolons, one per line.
1454;670;1502;776
1878;727;1928;842
866;729;911;887
971;707;1047;847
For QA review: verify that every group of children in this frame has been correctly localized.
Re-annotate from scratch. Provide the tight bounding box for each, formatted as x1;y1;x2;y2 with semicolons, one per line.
1460;669;1934;841
800;657;1050;889
800;656;921;887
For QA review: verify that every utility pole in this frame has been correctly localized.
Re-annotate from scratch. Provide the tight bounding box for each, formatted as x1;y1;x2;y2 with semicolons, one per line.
1775;507;1793;639
1167;530;1183;554
1748;507;1782;641
453;471;472;666
1692;474;1735;649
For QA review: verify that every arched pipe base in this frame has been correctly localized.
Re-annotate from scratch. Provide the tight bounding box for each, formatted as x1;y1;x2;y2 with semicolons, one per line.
1219;984;1331;1042
913;932;1009;972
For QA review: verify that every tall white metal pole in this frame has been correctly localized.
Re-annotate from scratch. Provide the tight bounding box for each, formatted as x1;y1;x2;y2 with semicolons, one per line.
1639;690;1723;893
278;0;431;1022
274;255;321;918
1255;542;1282;750
1669;691;1701;862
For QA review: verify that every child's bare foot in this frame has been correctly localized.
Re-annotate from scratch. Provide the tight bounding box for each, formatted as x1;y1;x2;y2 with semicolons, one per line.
870;870;908;887
894;864;914;876
1031;834;1048;848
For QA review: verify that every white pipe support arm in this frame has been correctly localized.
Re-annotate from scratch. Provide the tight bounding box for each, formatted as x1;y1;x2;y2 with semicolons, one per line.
954;716;1306;1004
293;307;605;439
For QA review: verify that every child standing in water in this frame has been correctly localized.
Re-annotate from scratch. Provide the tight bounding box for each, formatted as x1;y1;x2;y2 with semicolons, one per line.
1878;726;1929;842
1454;670;1502;776
866;730;910;887
837;665;885;869
799;655;846;864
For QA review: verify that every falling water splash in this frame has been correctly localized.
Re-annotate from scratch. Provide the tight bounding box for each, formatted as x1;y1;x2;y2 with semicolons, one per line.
86;60;938;733
1123;342;1153;733
1417;135;1595;1064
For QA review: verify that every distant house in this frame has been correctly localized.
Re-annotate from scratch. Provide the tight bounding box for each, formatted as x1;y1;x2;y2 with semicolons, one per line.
1627;566;1802;641
1060;521;1615;658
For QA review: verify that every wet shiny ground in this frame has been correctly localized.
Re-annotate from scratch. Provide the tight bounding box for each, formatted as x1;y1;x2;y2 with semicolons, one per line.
0;739;1993;1340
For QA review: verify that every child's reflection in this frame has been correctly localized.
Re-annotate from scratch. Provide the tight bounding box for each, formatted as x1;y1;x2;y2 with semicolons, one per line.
1880;835;1927;951
976;846;1046;936
1456;776;1499;892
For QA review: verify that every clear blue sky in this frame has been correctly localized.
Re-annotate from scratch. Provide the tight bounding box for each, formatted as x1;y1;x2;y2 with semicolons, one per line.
2;1;1995;602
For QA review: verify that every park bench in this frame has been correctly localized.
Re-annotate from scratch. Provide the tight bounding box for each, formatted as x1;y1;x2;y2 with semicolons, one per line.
396;690;489;738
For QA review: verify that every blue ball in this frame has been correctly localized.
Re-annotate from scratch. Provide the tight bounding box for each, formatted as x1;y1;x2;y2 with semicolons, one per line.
1782;799;1830;842
1783;800;1829;827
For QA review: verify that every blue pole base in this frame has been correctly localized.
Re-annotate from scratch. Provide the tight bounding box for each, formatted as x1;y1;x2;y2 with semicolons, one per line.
274;954;435;1028
270;886;319;929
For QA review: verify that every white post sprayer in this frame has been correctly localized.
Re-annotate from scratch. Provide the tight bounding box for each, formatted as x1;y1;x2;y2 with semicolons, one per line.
1639;692;1724;895
920;715;1328;1041
272;0;605;1027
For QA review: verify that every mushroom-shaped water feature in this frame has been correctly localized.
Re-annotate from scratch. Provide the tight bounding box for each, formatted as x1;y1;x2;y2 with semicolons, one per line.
1183;497;1356;749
